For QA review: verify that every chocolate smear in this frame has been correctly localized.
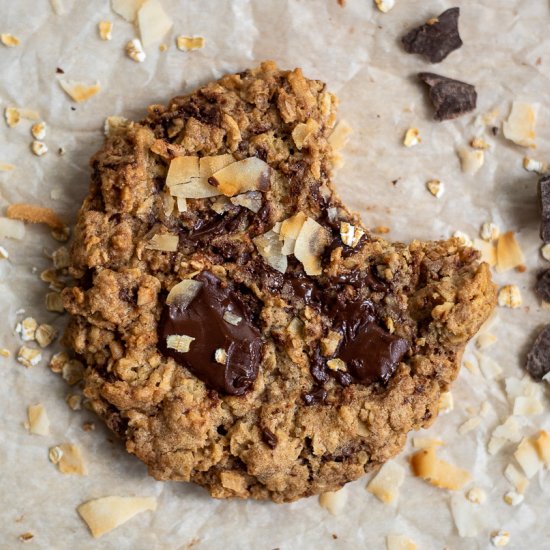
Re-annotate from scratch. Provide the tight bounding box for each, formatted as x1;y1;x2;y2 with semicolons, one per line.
402;8;463;63
419;72;477;121
525;325;550;381
539;175;550;242
536;269;550;303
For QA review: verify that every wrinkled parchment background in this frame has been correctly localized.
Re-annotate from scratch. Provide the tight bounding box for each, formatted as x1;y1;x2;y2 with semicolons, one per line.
1;1;549;548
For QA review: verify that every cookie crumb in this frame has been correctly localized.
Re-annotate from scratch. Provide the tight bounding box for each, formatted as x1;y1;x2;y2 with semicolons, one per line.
466;487;486;504
26;403;50;435
46;292;65;312
490;530;510;547
480;222;500;242
403;128;421;147
17;346;42;367
503;101;537;148
126;38;146;62
31;121;47;140
367;460;405;504
458;149;484;175
470;137;490;150
426;179;444;198
374;0;395;13
31;141;48;156
318;489;347;515
98;21;113;40
523;156;548;175
166;334;195;353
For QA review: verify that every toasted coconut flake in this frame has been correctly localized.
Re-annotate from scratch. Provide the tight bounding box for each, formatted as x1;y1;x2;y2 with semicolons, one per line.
503;491;524;506
439;391;454;413
5;106;21;127
7;203;64;229
410;447;471;490
328;120;352;154
374;0;395;12
496;231;524;272
497;285;522;308
210;196;231;215
514;437;542;478
318;489;347;516
98;21;113;40
503;101;537;148
458;149;484;175
513;395;543;416
53;443;87;475
523;156;548;174
166;334;195;353
104;116;130;136
472;239;497;266
412;437;444;449
166;279;202;309
199;154;234;178
230;191;263;213
488;416;522;455
450;493;483;538
0;217;25;240
294;217;331;276
480;221;500;241
280;212;307;255
476;333;497;350
340;222;364;247
367;460;405;504
111;0;144;21
210;157;271;197
77;496;157;538
17;346;42;367
59;79;101;102
491;530;510;547
292;118;320;150
27;404;50;435
0;163;15;172
176;36;205;51
403;127;421;147
138;0;172;47
458;416;481;435
223;311;242;326
126;38;146;62
504;463;529;493
386;535;417;550
470;137;490;150
426;179;444;198
474;351;503;380
534;431;550;464
253;230;288;274
214;348;227;365
145;233;178;252
467;487;486;504
1;33;21;47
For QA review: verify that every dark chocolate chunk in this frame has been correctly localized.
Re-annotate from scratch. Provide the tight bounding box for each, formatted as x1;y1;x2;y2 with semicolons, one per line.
419;72;477;121
402;8;463;63
536;269;550;303
525;325;550;380
539;176;550;242
303;387;327;406
262;427;278;448
158;271;263;396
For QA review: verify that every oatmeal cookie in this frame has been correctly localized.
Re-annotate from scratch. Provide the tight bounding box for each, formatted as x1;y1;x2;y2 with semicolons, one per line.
61;61;496;502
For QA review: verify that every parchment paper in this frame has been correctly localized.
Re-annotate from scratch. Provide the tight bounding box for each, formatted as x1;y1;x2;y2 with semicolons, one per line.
1;1;549;548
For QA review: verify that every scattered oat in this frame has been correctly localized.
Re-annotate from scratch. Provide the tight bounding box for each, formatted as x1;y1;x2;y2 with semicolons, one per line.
214;348;227;365
541;244;550;261
0;348;10;358
46;291;65;312
319;489;347;516
31;121;47;140
17;346;42;367
489;416;523;455
515;437;542;478
62;359;85;385
480;222;500;242
59;79;101;102
412;437;443;449
475;351;503;380
166;279;202;309
386;534;417;550
293;217;331;276
503;101;537;148
159;43;167;52
1;33;21;47
374;0;395;13
497;285;522;308
411;447;471;490
458;148;484;175
453;230;473;247
372;226;390;234
5;106;21;127
18;532;34;542
16;317;38;341
470;137;490;150
125;38;146;62
26;404;50;435
340;222;364;247
504;463;529;493
166;334;194;353
176;36;205;51
490;530;510;547
503;491;524;506
476;333;497;350
51;443;87;475
66;393;82;410
138;0;173;47
49;351;69;373
496;231;524;272
145;233;179;252
513;395;543;416
523;157;548;175
458;416;481;435
77;496;157;538
403;128;421;147
83;422;96;432
223;311;242;326
0;163;15;172
31;141;48;156
98;21;113;40
439;391;454;413
367;460;405;504
467;487;486;504
7;203;64;229
426;179;444;198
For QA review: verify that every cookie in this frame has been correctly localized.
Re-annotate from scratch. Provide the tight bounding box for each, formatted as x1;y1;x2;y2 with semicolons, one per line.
61;62;496;502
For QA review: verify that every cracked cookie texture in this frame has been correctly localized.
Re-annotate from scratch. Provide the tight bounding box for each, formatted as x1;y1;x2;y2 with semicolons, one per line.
61;61;496;502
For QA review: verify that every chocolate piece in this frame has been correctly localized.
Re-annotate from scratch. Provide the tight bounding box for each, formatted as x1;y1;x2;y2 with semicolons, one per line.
536;269;550;303
330;296;409;384
525;325;550;380
262;427;278;448
402;8;463;63
539;176;550;242
419;73;477;121
303;387;327;406
158;271;262;396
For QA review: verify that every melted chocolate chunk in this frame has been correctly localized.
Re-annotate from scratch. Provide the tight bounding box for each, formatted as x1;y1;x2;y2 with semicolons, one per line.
539;176;550;242
419;72;477;121
536;269;550;303
303;387;327;406
525;325;550;381
158;271;262;396
402;8;463;63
